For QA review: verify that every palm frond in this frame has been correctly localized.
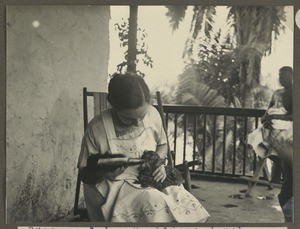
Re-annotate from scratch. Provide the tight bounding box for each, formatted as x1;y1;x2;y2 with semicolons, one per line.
192;6;206;39
183;6;217;59
176;65;227;107
165;5;188;31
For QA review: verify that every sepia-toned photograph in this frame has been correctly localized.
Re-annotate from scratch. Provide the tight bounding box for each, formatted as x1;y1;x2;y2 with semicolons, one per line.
6;4;294;224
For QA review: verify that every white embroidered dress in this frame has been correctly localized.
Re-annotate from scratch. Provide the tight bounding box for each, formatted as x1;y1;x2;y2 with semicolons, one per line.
78;106;210;222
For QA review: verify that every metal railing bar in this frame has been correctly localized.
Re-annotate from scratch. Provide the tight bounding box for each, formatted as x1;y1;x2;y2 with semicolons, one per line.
243;116;248;176
232;116;237;175
202;115;207;172
183;114;187;162
193;114;197;171
158;104;265;117
222;115;227;174
212;115;217;174
173;114;178;163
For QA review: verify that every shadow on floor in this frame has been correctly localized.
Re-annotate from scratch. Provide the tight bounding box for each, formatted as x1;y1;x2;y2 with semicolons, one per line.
189;179;284;223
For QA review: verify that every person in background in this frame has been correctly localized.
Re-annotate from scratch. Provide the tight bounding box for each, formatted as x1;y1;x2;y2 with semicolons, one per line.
261;66;293;222
77;72;210;222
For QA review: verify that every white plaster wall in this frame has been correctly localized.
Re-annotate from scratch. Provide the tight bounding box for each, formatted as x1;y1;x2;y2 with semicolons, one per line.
6;5;110;222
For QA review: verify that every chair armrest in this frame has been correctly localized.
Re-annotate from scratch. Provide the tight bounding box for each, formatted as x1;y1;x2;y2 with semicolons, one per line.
175;159;201;170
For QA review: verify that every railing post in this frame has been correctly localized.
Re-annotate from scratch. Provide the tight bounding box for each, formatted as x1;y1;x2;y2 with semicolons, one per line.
173;114;178;164
193;114;198;171
184;160;192;192
222;115;227;174
212;115;217;173
243;117;248;175
183;114;187;162
232;116;237;175
202;114;207;172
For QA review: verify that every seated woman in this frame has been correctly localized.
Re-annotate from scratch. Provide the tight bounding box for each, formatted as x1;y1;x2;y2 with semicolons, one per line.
77;72;210;222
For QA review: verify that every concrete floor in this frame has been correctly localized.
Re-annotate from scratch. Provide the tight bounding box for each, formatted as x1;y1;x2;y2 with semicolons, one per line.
189;179;285;223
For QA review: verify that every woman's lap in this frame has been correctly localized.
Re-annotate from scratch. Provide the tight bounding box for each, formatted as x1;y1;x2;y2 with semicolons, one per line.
84;180;210;222
107;182;210;222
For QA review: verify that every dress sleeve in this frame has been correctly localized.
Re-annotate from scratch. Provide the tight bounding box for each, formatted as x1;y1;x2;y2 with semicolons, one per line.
77;119;103;169
148;106;167;146
77;128;100;168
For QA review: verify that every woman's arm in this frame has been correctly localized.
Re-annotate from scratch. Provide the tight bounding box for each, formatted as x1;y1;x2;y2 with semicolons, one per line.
156;144;168;160
79;123;125;184
80;154;127;184
149;106;169;182
80;154;108;184
269;114;292;121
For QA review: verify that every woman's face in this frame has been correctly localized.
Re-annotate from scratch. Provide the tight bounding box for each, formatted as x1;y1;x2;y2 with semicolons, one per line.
116;102;150;127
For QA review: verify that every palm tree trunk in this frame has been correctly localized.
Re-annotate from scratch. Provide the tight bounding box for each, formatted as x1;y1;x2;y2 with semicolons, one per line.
240;54;262;108
240;61;252;108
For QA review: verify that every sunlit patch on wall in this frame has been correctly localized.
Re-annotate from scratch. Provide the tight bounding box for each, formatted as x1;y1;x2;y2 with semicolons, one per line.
32;20;40;28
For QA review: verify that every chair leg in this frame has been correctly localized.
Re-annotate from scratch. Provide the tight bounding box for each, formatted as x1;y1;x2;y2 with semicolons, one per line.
183;160;192;192
245;158;267;196
74;170;82;215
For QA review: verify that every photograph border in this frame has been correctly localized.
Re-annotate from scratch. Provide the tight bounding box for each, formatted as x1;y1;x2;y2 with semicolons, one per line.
1;0;299;228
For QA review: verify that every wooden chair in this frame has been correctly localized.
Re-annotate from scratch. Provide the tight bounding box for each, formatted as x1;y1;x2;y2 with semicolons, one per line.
240;152;281;196
73;88;197;219
73;87;110;219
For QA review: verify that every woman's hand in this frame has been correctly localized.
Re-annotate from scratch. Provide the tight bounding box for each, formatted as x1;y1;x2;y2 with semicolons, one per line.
261;113;273;130
153;165;166;183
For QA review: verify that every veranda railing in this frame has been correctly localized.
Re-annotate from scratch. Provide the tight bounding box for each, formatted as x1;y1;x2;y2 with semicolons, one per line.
155;104;266;181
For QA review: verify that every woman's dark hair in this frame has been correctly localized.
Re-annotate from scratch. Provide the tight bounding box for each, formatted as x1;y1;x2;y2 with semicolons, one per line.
107;72;150;110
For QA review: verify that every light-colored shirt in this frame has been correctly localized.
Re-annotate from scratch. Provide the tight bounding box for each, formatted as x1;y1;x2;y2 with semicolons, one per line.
77;105;167;169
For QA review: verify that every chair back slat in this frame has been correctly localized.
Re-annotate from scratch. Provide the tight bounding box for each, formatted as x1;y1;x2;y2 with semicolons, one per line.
156;91;174;167
93;92;109;116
